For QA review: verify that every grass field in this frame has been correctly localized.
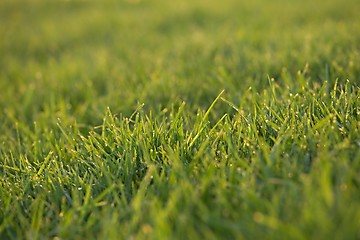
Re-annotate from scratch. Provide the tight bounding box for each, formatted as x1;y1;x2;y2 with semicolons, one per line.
1;0;360;239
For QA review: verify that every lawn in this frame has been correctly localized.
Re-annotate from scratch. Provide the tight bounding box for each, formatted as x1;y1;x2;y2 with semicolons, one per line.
0;0;359;239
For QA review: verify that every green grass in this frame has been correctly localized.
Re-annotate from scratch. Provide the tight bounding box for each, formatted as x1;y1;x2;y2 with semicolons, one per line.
1;0;359;239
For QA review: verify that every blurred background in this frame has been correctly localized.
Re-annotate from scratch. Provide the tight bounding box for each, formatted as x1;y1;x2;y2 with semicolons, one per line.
1;0;359;128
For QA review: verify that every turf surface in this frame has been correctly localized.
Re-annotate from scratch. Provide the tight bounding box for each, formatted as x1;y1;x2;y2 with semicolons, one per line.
1;0;359;239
